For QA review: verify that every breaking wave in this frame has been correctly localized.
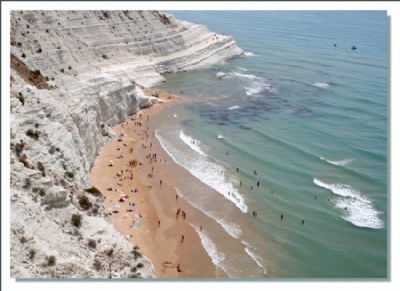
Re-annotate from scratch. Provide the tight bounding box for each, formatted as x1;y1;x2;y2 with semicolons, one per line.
156;129;248;213
244;51;259;57
179;130;206;156
190;224;231;277
313;178;384;229
313;82;329;89
228;105;241;110
233;72;276;96
176;187;242;239
243;241;267;275
320;157;354;166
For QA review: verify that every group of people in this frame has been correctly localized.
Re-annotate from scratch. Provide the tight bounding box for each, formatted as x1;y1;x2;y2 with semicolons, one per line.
128;159;138;167
175;208;186;220
133;109;188;274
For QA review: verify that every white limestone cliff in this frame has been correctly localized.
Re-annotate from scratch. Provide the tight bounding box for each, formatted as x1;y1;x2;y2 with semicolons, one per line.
9;10;243;278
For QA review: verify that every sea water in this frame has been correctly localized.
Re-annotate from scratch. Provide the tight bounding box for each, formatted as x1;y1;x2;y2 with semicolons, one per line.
155;11;388;278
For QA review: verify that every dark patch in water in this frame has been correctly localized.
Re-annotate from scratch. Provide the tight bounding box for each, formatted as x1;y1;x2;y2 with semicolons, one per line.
182;119;194;127
293;107;312;115
290;107;319;119
184;72;329;125
237;125;251;130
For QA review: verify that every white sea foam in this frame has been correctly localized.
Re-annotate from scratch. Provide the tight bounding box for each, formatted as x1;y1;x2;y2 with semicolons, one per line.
228;105;241;110
313;82;329;89
179;130;206;156
233;72;275;96
320;157;354;166
233;72;259;80
180;188;265;277
190;224;231;277
176;188;242;239
244;51;259;57
194;226;266;278
221;220;242;239
236;67;248;71
313;178;384;229
243;241;267;275
244;82;274;96
217;134;224;139
156;129;248;213
173;113;177;118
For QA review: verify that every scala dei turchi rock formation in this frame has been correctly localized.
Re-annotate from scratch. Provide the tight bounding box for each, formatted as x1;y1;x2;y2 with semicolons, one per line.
9;10;243;278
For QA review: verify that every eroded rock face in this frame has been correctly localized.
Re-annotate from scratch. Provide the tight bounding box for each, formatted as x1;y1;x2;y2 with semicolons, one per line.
10;10;243;278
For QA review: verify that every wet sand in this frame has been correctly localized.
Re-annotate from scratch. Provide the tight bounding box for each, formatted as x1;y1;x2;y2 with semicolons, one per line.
90;89;221;278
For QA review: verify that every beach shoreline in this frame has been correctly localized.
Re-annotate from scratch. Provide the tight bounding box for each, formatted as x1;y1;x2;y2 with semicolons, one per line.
90;89;222;278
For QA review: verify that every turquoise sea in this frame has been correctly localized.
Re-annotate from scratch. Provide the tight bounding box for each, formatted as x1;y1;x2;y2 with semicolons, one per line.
154;11;388;278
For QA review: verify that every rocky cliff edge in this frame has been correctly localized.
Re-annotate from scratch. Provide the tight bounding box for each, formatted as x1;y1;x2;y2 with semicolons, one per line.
9;10;243;278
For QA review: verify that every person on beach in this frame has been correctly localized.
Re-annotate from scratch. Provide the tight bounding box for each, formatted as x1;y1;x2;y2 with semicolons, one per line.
240;181;242;187
176;264;182;273
176;194;178;201
257;181;260;187
176;208;181;219
181;235;185;243
182;211;186;220
158;220;161;227
160;179;162;186
200;225;202;231
281;214;284;220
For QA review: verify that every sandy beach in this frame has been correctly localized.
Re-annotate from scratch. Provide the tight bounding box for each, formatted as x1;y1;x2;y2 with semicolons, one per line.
90;90;221;278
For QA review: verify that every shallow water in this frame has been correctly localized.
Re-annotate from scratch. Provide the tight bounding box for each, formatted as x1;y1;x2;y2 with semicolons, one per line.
155;11;388;278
